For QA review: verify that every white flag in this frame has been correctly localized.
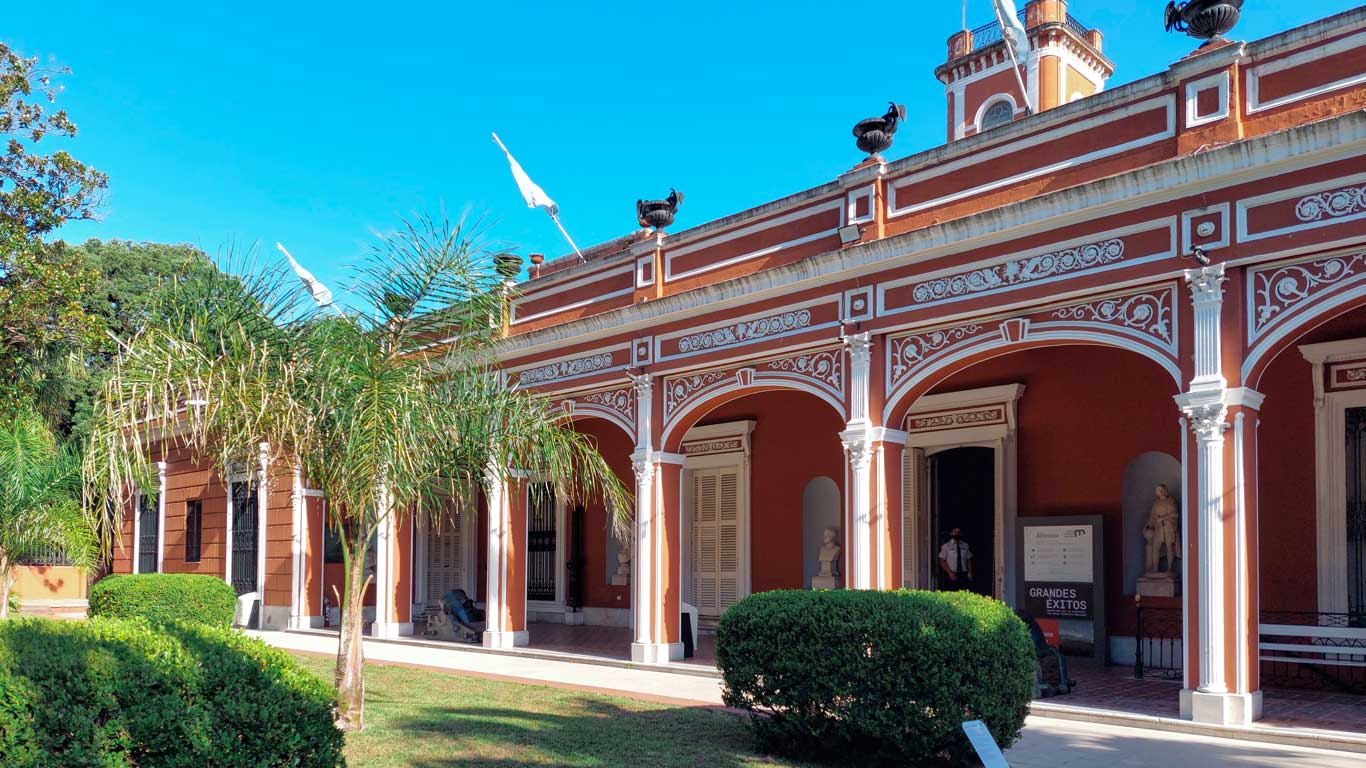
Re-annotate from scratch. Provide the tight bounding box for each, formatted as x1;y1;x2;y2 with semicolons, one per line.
992;0;1027;55
276;242;334;309
491;132;559;217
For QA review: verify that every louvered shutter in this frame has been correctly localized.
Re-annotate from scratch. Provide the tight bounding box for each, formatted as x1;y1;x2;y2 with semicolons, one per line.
690;467;742;619
426;509;464;601
717;468;740;611
692;471;719;615
903;448;929;589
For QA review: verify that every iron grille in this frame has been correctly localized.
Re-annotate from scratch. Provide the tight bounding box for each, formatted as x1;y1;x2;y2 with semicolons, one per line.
1134;605;1183;680
230;481;258;595
18;549;72;567
967;10;1091;54
137;494;159;574
527;483;557;602
1348;407;1366;618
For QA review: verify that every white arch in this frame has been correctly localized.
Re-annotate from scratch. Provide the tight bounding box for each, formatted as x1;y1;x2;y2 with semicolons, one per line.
565;404;634;440
881;329;1182;425
974;94;1019;133
1243;282;1366;386
662;376;845;449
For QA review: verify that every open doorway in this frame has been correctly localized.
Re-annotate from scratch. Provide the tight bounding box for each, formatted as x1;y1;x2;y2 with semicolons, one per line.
930;446;995;597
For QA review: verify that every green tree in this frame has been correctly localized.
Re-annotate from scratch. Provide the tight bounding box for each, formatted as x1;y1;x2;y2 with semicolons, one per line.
86;217;630;731
0;42;108;417
0;410;98;618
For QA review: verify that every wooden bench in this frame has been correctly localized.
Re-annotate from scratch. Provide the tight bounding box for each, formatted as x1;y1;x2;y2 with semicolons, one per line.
1258;622;1366;670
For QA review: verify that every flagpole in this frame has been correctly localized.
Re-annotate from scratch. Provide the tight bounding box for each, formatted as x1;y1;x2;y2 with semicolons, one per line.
549;212;585;263
991;2;1034;115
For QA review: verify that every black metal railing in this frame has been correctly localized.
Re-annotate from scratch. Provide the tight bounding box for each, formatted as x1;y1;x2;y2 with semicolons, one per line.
17;548;73;567
1135;605;1183;680
230;482;258;595
968;11;1092;53
1260;610;1366;694
526;483;557;602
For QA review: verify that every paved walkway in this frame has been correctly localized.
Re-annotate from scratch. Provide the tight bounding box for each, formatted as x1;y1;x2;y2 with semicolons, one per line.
256;630;1366;765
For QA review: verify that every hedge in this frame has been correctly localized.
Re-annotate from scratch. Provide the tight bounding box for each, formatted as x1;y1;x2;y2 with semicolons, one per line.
716;589;1034;766
89;573;238;628
0;617;343;767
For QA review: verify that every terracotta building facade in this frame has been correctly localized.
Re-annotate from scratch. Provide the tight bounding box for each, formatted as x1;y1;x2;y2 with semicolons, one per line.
113;4;1366;727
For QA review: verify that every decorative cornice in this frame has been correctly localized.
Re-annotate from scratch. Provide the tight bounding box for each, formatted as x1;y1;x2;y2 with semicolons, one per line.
677;309;813;354
910;238;1124;304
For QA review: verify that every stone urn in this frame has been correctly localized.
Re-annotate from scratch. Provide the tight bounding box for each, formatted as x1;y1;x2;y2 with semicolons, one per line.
493;253;522;279
1164;0;1243;45
852;102;907;159
636;189;684;230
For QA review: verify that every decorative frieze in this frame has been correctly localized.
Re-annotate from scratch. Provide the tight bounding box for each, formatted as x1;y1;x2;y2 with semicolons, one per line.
1051;290;1174;349
889;324;987;383
662;347;846;424
1328;359;1366;391
907;405;1007;434
517;352;615;386
1250;253;1366;339
681;439;744;456
576;387;636;433
765;349;843;390
1295;184;1366;223
677;310;813;354
910;238;1125;303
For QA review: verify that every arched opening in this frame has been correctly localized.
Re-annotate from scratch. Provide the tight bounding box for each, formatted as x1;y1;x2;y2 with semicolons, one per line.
979;97;1015;132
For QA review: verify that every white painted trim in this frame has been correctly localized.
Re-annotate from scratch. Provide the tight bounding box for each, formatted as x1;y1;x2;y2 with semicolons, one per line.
1180;416;1192;691
635;255;655;289
845;185;876;226
666;227;841;284
511;286;635;326
155;462;167;574
888;95;1177;218
224;463;251;587
256;443;269;605
1235;170;1366;244
515;263;634;303
1242;248;1366;384
680;426;752;618
662;377;845;450
523;480;568;610
1247;31;1366;114
1182;203;1231;253
1185;70;1231;129
974;94;1020;133
653;294;841;364
508;343;631;389
876;219;1176;316
1233;412;1248;696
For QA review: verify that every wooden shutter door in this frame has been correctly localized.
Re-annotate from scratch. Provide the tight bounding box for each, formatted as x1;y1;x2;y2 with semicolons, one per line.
903;448;929;589
691;470;719;615
426;511;463;601
717;468;740;612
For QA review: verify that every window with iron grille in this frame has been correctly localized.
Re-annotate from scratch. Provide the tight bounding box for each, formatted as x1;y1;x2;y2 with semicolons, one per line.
980;99;1014;132
185;500;202;563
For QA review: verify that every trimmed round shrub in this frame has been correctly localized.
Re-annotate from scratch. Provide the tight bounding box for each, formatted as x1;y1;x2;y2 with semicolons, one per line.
0;617;342;767
89;573;237;627
716;589;1033;766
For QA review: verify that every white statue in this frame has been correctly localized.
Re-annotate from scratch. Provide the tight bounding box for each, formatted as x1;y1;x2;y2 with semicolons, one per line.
1143;484;1181;576
611;535;632;586
812;527;842;590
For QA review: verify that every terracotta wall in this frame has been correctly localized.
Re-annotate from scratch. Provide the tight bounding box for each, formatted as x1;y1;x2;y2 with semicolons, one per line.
568;418;635;612
1257;307;1366;612
694;391;848;594
928;344;1181;635
161;445;229;577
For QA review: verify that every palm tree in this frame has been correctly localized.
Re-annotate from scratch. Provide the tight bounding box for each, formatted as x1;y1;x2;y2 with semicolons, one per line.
84;216;630;731
0;410;98;618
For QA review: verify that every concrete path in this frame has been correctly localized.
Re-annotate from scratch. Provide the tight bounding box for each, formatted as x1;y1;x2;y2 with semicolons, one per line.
1009;716;1366;767
254;630;1366;766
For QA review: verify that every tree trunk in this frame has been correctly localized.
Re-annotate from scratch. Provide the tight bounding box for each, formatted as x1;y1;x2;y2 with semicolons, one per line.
333;554;369;731
0;552;11;620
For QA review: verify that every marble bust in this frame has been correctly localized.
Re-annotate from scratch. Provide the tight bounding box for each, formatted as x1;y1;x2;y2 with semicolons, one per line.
812;527;842;590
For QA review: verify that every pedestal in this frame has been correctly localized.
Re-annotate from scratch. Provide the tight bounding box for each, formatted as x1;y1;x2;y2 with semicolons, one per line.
811;576;841;590
1137;574;1180;598
611;571;630;586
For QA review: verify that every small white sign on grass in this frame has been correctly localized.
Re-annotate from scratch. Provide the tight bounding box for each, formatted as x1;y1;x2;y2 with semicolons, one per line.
962;720;1009;767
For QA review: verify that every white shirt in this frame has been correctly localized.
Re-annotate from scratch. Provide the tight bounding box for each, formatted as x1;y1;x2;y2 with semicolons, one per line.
939;539;973;573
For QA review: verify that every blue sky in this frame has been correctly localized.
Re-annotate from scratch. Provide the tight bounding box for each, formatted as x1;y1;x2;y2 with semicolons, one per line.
7;1;1356;291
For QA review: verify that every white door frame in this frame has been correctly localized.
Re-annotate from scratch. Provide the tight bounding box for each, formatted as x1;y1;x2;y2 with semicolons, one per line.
1302;338;1366;615
524;480;568;617
132;462;167;574
680;420;754;613
412;492;479;614
903;384;1024;602
224;461;252;588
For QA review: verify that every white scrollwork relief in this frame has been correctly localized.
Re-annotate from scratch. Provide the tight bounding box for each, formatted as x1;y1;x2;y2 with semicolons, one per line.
1182;403;1229;440
1051;290;1174;350
1251;253;1366;337
764;349;843;391
663;371;729;418
677;310;812;353
518;353;614;386
580;387;635;427
888;324;986;385
910;239;1125;303
1295;184;1366;223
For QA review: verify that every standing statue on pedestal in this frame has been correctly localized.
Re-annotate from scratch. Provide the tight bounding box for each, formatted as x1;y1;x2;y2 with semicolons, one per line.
811;527;842;590
1138;484;1182;597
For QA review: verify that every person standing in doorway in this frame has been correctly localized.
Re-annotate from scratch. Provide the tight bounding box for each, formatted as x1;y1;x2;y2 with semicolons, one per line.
938;528;974;589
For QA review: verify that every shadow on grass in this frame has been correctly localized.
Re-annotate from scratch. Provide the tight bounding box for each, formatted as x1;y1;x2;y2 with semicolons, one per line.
381;696;798;768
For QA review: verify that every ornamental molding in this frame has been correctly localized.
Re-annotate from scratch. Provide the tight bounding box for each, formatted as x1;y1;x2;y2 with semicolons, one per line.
1250;252;1366;342
677;309;813;354
1050;290;1174;351
1184;263;1227;306
577;387;635;429
1295;184;1366;223
1182;403;1229;440
910;238;1125;304
517;352;614;386
662;347;845;425
889;324;988;385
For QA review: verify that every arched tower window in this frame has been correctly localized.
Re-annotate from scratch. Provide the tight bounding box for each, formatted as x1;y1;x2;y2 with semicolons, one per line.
979;99;1014;131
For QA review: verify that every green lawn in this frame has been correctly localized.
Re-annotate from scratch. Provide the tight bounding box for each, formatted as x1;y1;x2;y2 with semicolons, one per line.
293;655;808;768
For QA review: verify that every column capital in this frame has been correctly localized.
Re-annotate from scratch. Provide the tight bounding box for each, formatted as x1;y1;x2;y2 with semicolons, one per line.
1184;262;1227;307
1183;403;1230;440
842;330;873;363
840;430;874;470
629;371;653;396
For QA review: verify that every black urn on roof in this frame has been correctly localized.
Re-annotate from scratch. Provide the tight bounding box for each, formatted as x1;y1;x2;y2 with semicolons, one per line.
853;102;907;159
1164;0;1243;46
637;188;684;231
493;252;522;279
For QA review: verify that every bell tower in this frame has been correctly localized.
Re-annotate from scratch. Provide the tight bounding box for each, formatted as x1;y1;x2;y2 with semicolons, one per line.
937;0;1114;142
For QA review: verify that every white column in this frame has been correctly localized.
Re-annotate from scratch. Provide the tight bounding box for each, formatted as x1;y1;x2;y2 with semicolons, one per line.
841;332;874;590
630;450;656;652
155;461;167;574
256;443;269;600
1186;403;1229;698
1187;264;1227;391
482;465;523;648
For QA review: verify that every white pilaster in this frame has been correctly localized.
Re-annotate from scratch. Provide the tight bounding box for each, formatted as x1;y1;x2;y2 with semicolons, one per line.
155;461;167;574
257;443;269;599
288;465;309;631
1186;264;1227;393
483;464;526;649
628;373;683;663
840;332;875;590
